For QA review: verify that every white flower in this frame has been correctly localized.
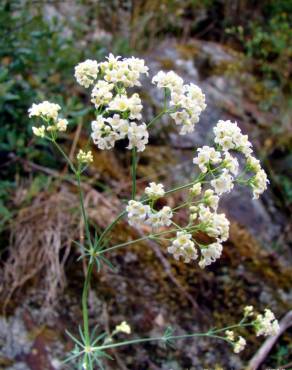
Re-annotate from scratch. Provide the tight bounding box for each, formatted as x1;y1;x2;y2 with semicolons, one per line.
193;146;221;173
100;54;148;87
234;336;246;353
145;212;163;229
190;183;202;196
198;241;223;268
127;56;149;75
214;120;240;150
146;206;173;228
255;309;280;337
199;206;230;242
91;116;119;150
126;200;150;226
145;182;165;199
74;59;99;88
108;94;130;112
106;114;129;139
237;134;253;157
32;125;45;137
128;93;143;120
114;321;131;335
225;330;235;341
170;83;206;135
127;122;149;152
224;152;239;176
28;101;61;121
189;205;199;221
56;118;68;132
91;80;114;108
251;169;269;199
211;169;234;195
184;83;206;111
168;231;198;263
77;149;93;164
247;155;261;172
159;206;173;226
244;305;254;317
203;189;219;210
214;120;253;156
152;70;184;93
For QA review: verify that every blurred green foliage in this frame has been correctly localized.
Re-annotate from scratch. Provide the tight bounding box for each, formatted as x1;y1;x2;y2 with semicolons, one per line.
0;1;106;230
226;11;291;111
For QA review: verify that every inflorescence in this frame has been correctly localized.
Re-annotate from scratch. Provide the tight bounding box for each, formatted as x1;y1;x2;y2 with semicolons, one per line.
28;54;277;366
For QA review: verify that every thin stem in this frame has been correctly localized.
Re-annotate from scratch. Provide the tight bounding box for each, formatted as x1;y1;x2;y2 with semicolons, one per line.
95;210;126;251
97;331;231;351
99;224;202;255
212;322;253;334
147;110;165;129
147;88;169;129
131;147;137;199
76;171;92;249
82;263;93;346
51;138;91;367
51;138;76;173
163;87;168;110
164;174;205;196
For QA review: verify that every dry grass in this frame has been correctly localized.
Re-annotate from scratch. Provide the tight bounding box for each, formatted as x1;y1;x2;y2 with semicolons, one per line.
0;173;123;313
1;185;79;312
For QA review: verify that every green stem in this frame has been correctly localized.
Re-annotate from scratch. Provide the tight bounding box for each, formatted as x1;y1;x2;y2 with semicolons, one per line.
131;147;137;199
76;171;92;249
147;110;166;129
212;322;253;334
94;210;126;252
97;331;231;351
99;224;202;255
51;138;76;173
51;139;91;367
82;263;93;345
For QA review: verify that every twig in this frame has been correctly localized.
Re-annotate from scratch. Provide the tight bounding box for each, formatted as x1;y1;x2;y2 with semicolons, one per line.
282;362;292;369
69;122;82;162
247;310;292;370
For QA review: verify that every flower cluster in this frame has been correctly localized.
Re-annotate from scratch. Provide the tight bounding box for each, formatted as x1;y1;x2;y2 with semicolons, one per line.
77;150;93;164
29;60;270;275
226;329;244;353
183;120;269;267
114;321;131;335
28;101;61;121
152;71;206;135
75;54;150;152
224;306;279;354
145;182;165;199
126;182;172;229
254;309;280;337
198;241;223;268
167;231;198;263
233;336;247;354
193;146;221;173
74;59;99;88
126;200;172;229
123;121;267;269
99;54;149;88
28;101;68;137
213;120;269;199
